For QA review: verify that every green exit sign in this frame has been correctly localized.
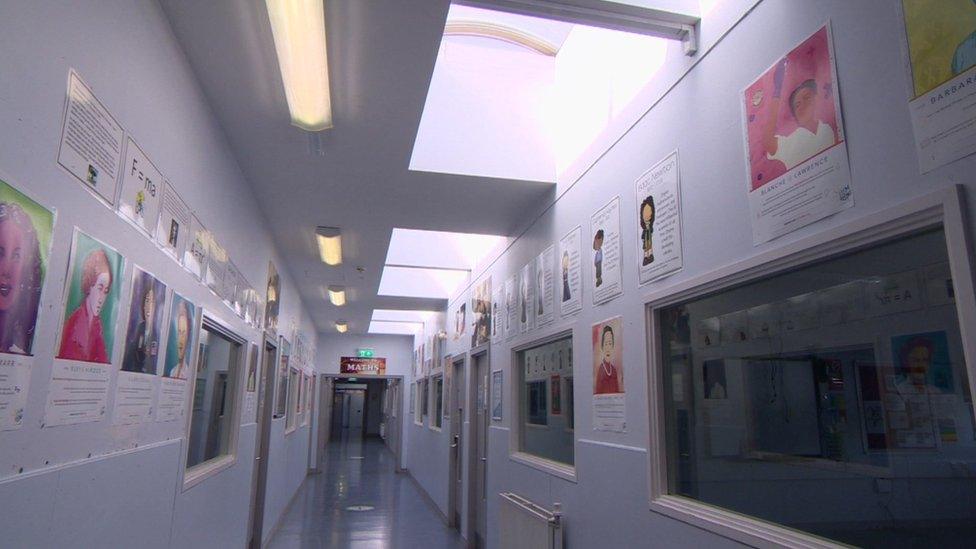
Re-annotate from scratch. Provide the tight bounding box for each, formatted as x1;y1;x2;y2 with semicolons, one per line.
357;348;374;358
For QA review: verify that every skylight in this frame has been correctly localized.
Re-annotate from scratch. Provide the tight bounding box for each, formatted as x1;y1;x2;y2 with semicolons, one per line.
377;228;507;299
368;320;424;336
371;309;439;323
409;3;670;182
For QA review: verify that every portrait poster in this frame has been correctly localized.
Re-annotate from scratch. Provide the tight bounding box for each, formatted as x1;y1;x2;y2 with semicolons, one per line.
491;369;503;420
0;178;55;430
121;267;166;375
518;262;535;334
741;24;852;244
164;293;196;380
536;246;555;327
558;226;583;317
265;261;281;336
155;181;189;262
183;213;207;280
452;295;468;342
592;316;625;432
491;286;503;344
589;197;623;305
636;151;683;284
856;361;940;450
275;337;290;418
56;229;124;364
117;137;163;237
57;69;124;205
471;276;491;348
891;331;953;393
504;276;517;340
900;1;976;172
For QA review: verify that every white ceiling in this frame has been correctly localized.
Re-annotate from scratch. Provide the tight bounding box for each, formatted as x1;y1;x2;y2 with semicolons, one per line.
158;0;554;334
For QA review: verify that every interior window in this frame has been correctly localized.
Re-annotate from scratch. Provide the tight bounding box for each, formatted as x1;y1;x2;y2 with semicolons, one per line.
658;228;975;546
433;375;444;428
518;334;574;466
186;321;243;470
274;338;290;419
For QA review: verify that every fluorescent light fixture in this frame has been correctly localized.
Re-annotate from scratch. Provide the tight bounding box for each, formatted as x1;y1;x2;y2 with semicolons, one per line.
266;0;333;131
316;226;342;265
335;320;348;333
328;286;346;306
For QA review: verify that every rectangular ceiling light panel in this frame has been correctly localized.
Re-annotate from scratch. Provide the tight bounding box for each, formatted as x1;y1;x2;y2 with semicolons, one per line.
266;0;333;130
368;321;424;335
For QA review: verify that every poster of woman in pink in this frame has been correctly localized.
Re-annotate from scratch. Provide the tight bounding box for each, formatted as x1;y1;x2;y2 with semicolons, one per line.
741;25;852;244
745;25;842;188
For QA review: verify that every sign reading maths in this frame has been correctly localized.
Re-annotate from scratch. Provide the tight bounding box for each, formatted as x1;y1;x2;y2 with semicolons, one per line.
340;357;386;375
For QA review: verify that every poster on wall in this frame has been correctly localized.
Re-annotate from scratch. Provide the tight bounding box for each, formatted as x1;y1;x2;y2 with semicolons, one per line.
157;293;196;422
491;286;503;344
536;246;555;327
114;267;166;425
518;262;535;333
0;178;55;431
589;197;623;305
45;229;125;426
242;343;259;422
452;295;467;342
265;261;280;336
121;267;166;375
741;24;852;244
592;316;625;432
900;1;976;172
275;337;290;417
636;151;683;284
471;276;491;348
117;137;163;237
155;181;190;262
491;369;503;420
558;226;583;317
504;276;517;340
205;237;228;297
57;69;124;205
184;214;207;280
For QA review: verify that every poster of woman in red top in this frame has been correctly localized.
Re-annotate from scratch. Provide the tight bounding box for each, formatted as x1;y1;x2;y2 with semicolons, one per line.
56;229;124;364
592;316;625;431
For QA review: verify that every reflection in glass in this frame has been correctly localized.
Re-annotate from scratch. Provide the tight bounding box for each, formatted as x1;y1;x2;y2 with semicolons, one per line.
659;229;975;546
519;335;574;466
186;325;241;469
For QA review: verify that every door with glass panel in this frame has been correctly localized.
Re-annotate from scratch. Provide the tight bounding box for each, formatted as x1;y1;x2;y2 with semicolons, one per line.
472;352;489;548
248;339;277;549
448;357;466;530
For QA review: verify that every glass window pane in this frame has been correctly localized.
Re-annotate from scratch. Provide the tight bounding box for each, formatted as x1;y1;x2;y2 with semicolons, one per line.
434;376;444;428
186;324;242;469
519;335;574;466
659;228;976;546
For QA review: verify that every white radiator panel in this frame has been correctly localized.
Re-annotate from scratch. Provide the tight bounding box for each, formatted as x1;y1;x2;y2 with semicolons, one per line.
499;492;563;549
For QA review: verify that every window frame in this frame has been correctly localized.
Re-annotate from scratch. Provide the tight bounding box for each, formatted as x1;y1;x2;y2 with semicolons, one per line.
414;381;424;426
509;327;577;482
643;185;976;548
429;373;444;431
182;314;247;491
274;336;291;420
285;365;300;434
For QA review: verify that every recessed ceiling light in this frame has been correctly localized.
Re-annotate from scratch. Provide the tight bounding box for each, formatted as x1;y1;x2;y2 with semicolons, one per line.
265;0;333;131
328;286;346;306
335;320;348;333
316;226;342;265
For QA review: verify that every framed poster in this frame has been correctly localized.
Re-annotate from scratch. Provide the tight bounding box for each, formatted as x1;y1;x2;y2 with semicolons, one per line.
741;24;852;244
635;151;683;284
590;197;623;305
491;370;503;421
558;226;583;317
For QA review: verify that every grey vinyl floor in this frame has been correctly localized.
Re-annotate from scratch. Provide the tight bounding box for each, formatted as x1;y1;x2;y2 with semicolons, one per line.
267;431;465;549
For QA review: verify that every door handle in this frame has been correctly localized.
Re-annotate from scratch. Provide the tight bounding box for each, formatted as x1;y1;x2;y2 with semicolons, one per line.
480;457;486;462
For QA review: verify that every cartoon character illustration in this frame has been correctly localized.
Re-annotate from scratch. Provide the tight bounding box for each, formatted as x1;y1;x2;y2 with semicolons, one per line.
639;195;656;266
561;251;571;302
952;2;976;76
135;189;145;219
536;265;544;316
593;229;605;287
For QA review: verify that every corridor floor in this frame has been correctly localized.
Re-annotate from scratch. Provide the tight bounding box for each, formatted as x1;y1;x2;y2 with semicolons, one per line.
267;434;465;548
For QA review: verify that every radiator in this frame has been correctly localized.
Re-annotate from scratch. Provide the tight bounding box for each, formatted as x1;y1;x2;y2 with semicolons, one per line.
499;492;563;549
